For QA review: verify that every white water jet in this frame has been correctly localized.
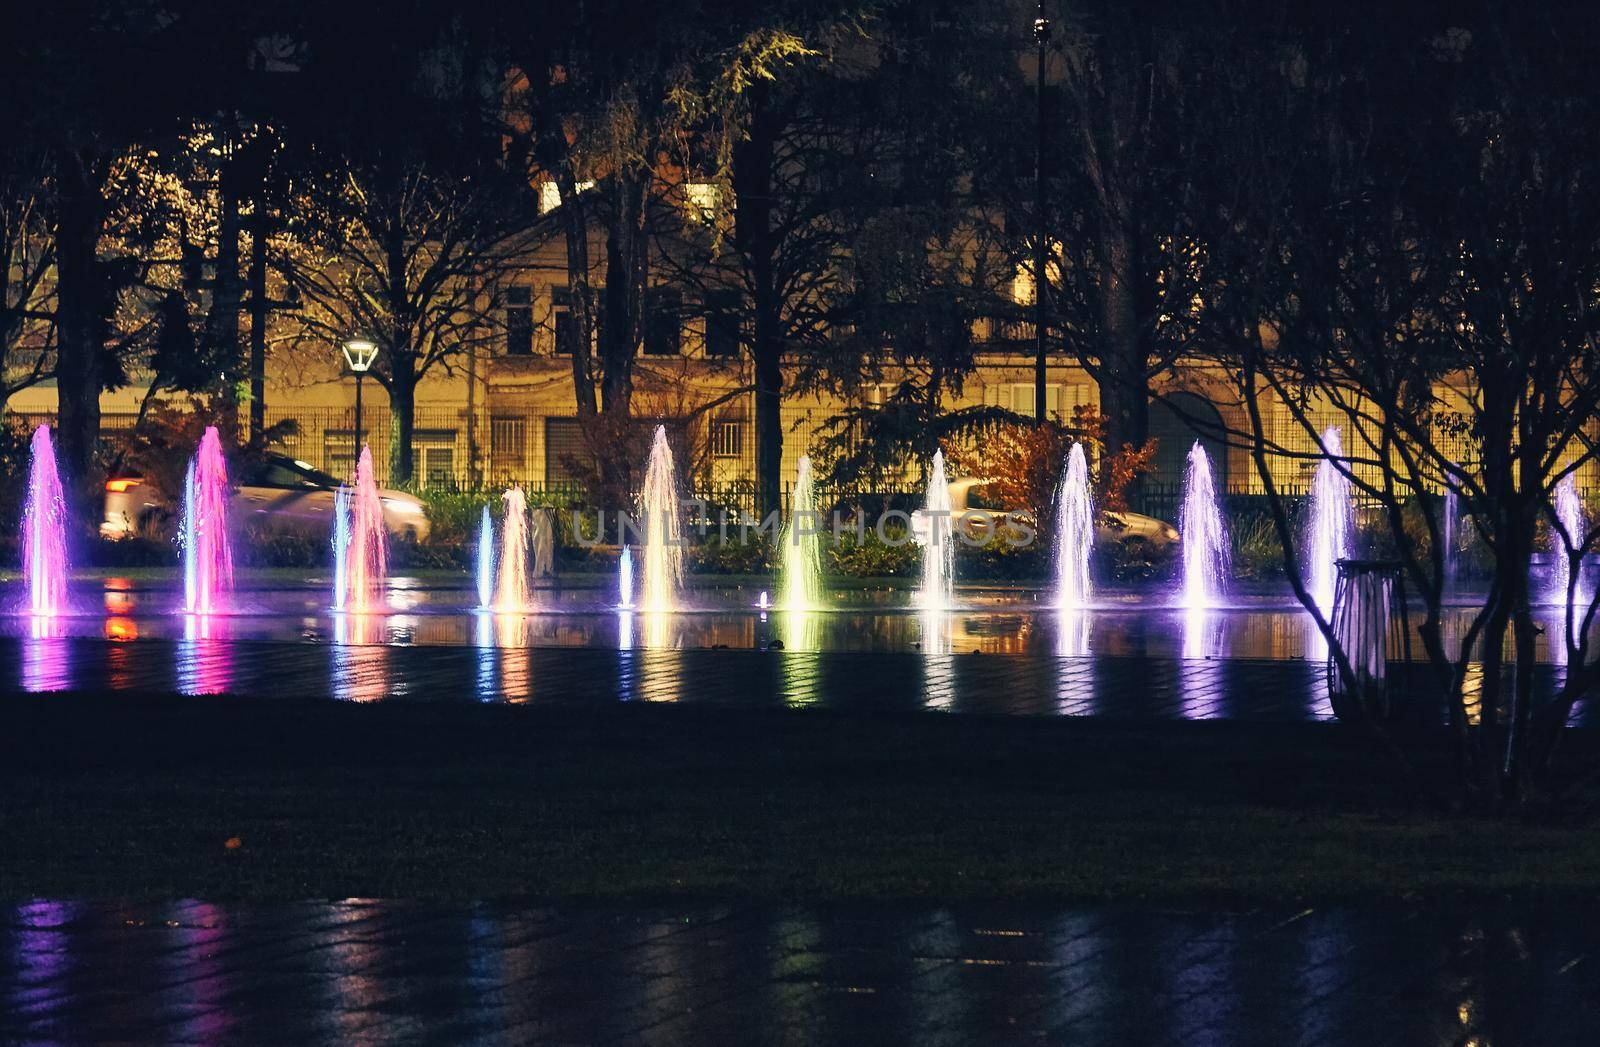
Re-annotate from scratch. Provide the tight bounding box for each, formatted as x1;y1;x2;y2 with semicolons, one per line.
1442;488;1460;592
618;547;634;609
636;426;683;614
1549;474;1589;613
1306;426;1352;617
1055;444;1095;611
332;486;351;612
495;485;532;612
476;506;495;610
779;456;825;612
1179;441;1230;610
915;450;954;612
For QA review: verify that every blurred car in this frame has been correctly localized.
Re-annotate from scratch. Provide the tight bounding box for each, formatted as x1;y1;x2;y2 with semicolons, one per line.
101;453;431;542
936;477;1180;554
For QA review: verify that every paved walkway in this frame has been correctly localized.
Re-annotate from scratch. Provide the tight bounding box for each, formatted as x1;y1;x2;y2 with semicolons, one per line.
2;899;1596;1045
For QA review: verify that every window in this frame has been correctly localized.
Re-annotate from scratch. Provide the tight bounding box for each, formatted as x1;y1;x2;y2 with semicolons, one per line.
685;182;720;225
490;416;528;479
710;418;744;459
505;286;533;356
544;418;590;483
413;430;458;488
865;383;900;407
1010;383;1062;421
252;462;319;489
704;291;740;358
643;291;681;356
552;288;574;355
538;179;595;215
323;431;358;477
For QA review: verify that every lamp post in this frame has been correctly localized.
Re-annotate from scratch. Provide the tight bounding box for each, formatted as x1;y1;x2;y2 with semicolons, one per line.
1032;2;1051;425
342;338;378;453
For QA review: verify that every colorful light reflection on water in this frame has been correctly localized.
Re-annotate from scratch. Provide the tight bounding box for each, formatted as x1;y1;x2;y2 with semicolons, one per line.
178;613;233;695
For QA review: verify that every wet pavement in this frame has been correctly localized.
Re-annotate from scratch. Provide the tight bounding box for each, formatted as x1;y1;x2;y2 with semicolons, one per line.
2;899;1596;1045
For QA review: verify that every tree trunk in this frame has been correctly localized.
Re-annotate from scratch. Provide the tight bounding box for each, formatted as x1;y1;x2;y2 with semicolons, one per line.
734;88;785;517
599;172;648;419
754;341;782;514
206;157;243;430
1095;216;1149;479
53;152;107;502
557;176;598;420
248;213;268;440
387;354;416;488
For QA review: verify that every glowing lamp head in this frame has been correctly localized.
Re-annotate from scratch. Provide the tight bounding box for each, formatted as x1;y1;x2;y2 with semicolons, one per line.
342;338;378;373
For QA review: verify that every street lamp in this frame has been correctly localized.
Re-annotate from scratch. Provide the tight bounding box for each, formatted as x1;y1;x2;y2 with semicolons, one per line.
1032;2;1051;425
342;338;378;453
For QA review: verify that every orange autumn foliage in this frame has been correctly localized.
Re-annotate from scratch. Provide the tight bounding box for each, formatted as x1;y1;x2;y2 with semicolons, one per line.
948;404;1157;531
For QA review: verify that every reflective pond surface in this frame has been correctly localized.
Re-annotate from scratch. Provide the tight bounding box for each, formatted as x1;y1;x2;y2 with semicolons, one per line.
0;578;1593;662
3;899;1596;1046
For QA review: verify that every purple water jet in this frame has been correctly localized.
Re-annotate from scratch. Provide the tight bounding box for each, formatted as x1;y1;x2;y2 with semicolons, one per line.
22;425;69;616
1306;426;1352;617
182;427;233;615
1054;444;1094;611
1548;473;1589;614
1179;441;1229;610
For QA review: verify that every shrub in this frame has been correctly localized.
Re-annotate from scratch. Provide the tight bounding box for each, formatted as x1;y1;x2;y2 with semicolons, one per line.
829;529;919;578
957;534;1049;581
1231;513;1285;581
688;536;774;575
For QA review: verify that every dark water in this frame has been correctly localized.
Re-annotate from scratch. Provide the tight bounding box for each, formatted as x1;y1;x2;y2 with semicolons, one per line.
2;899;1595;1045
1;578;1591;662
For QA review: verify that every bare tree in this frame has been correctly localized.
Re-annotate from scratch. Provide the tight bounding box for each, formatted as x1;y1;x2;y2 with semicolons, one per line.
0;152;55;410
1190;7;1600;807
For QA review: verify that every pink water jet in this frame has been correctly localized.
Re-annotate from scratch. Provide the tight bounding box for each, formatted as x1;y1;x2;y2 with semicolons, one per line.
182;427;234;614
337;445;388;613
22;425;70;616
494;485;532;612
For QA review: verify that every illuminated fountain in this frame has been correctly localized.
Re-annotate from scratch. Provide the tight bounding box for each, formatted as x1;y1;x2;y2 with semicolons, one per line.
22;425;69;616
636;425;683;614
476;506;495;610
494;485;532;612
1055;443;1094;611
916;449;954;612
333;446;387;613
1179;441;1229;610
1306;426;1352;617
182;426;233;615
779;455;825;612
1442;488;1460;592
1549;473;1589;613
618;547;634;609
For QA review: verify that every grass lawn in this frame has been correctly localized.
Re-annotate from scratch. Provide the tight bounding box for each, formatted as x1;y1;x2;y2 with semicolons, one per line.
1;692;1596;902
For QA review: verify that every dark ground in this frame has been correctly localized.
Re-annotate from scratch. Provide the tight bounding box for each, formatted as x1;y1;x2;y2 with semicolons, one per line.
2;692;1597;902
